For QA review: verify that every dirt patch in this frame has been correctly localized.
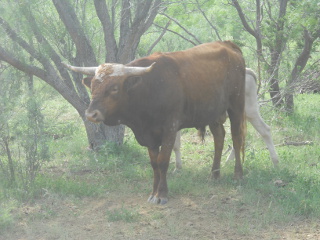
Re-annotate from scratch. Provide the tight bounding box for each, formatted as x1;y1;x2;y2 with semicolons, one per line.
2;190;319;240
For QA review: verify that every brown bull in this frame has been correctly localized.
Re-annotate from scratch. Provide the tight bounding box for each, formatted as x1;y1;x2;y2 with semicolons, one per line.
63;41;246;205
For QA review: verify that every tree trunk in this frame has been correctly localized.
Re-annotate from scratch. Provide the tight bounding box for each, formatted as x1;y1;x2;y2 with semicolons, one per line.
231;0;287;107
2;136;15;184
267;57;283;107
285;29;318;113
83;118;125;149
0;1;163;149
266;0;288;107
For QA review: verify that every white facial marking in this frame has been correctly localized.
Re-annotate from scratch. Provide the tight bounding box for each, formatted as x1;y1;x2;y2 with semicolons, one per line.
94;64;124;82
95;66;105;82
109;65;124;77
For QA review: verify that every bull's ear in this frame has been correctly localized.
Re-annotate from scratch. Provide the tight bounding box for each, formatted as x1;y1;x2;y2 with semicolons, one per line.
82;77;93;88
123;76;143;93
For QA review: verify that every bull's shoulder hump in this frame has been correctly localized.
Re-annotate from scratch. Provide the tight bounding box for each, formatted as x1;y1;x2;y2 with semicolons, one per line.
128;52;175;67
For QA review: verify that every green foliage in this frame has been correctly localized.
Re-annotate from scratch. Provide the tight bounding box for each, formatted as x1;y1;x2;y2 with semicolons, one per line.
36;175;104;198
140;0;320;112
242;94;320;218
0;93;319;237
140;0;256;55
0;1;319;236
0;69;51;195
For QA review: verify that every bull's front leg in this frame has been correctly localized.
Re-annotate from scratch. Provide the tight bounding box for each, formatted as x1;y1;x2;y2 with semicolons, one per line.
147;146;171;205
147;131;176;205
147;147;161;203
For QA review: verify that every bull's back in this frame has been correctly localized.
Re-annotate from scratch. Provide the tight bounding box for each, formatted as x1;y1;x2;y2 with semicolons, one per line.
169;41;244;99
129;41;245;128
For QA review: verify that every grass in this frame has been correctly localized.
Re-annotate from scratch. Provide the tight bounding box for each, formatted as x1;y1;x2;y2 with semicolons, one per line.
35;175;106;198
240;94;320;219
0;200;17;231
0;94;319;234
106;205;141;222
168;93;320;223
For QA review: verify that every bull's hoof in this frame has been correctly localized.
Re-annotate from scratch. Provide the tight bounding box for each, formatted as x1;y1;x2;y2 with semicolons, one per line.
159;198;168;205
148;195;158;204
148;195;168;205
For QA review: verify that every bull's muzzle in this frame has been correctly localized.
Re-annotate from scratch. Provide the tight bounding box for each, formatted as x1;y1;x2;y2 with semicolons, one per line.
85;109;104;123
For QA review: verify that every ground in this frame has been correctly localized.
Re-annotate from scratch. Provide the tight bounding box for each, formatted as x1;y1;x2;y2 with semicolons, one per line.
2;98;320;240
3;190;320;240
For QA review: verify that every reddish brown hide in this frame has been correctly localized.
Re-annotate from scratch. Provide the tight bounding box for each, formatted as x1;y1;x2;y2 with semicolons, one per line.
63;41;246;205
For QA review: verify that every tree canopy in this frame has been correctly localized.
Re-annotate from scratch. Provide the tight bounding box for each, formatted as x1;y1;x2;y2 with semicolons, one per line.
0;0;164;148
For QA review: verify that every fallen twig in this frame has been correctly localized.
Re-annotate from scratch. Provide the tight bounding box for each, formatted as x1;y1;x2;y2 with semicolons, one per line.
275;141;314;147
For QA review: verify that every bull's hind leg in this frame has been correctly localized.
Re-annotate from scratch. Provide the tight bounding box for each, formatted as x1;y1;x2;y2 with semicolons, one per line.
209;121;226;179
228;110;246;180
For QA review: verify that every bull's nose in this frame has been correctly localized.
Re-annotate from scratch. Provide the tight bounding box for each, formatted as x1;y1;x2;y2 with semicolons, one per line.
85;110;103;123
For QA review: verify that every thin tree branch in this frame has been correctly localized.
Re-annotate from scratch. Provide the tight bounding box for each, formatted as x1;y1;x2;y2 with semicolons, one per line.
0;17;48;66
19;4;76;93
2;135;15;184
130;1;162;55
141;0;163;34
195;0;221;41
119;0;131;61
133;1;153;26
230;0;257;38
290;29;314;83
0;29;86;114
94;0;118;62
275;141;313;147
118;0;163;63
147;20;171;55
284;28;317;111
0;46;46;80
52;0;97;66
161;12;202;44
154;23;198;46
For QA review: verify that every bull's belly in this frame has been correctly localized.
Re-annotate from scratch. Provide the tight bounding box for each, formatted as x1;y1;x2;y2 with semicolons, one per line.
180;109;226;130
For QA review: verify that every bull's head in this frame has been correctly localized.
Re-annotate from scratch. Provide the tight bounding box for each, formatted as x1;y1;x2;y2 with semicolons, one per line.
62;62;155;125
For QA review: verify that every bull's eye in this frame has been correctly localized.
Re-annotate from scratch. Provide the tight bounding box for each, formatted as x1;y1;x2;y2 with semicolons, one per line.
104;84;119;97
111;85;119;94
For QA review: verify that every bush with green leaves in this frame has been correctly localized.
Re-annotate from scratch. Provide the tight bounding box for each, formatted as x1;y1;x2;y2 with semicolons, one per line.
0;68;50;196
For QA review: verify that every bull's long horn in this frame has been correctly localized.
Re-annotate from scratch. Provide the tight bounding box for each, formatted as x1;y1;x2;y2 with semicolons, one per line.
122;62;156;77
62;62;97;75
